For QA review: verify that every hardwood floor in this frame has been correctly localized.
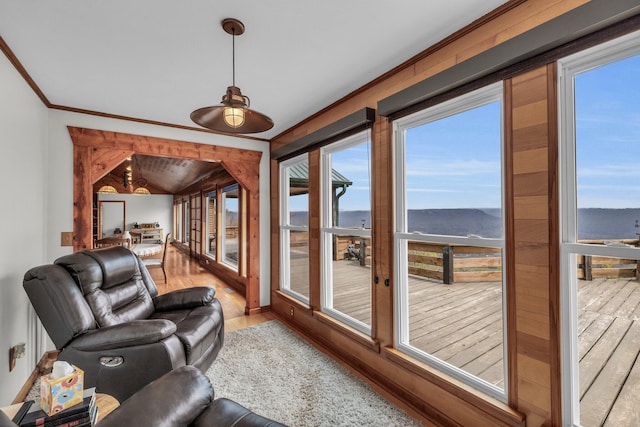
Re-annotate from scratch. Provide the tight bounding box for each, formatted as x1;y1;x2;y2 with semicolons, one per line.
149;243;274;330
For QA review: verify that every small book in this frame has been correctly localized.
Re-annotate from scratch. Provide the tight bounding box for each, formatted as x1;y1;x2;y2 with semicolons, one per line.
19;388;95;427
41;402;95;427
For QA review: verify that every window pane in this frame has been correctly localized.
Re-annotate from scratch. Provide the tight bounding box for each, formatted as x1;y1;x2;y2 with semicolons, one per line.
206;194;216;259
570;50;640;425
404;240;504;388
574;253;640;426
223;190;239;268
331;234;371;326
405;101;502;238
396;85;505;398
330;141;371;228
288;230;309;298
575;54;640;241
322;132;372;333
287;160;309;227
280;156;310;301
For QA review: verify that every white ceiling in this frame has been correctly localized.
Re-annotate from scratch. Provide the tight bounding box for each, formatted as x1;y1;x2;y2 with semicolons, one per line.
0;0;507;139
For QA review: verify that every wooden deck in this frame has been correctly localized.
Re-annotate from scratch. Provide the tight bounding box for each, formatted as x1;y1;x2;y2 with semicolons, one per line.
292;259;640;426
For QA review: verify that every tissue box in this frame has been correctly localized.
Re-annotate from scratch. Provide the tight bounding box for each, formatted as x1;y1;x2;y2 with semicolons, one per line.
40;365;84;416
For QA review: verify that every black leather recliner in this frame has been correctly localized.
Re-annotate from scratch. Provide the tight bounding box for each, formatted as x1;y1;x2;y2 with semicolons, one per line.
0;366;286;427
98;365;286;427
23;246;224;402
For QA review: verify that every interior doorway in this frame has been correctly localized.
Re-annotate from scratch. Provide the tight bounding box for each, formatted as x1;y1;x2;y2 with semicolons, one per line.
69;127;264;314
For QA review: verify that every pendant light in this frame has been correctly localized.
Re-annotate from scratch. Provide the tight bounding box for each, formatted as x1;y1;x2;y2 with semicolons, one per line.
191;18;274;134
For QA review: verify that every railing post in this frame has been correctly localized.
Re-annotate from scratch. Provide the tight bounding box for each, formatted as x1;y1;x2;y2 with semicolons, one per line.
443;245;454;285
359;237;366;266
583;255;593;281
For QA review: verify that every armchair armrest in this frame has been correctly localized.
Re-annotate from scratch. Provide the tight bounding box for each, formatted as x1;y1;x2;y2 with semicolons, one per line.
153;287;216;312
69;319;176;351
194;398;287;427
98;366;213;427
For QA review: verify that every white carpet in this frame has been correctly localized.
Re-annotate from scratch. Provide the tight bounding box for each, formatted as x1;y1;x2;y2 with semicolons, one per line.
205;321;422;427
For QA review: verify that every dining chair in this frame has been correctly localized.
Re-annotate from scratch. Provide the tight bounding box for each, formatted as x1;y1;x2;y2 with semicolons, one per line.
142;232;171;283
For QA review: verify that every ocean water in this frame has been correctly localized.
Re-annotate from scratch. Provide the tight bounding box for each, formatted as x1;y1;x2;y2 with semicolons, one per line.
290;208;640;241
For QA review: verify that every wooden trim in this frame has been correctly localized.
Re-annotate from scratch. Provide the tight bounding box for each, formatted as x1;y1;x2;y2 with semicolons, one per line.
380;10;640;125
379;0;640;118
0;37;268;142
313;311;380;353
546;62;562;427
270;159;281;296
308;150;321;310
0;36;50;106
274;290;313;314
503;77;518;407
53;104;269;142
371;116;394;348
384;348;525;427
69;127;262;314
271;108;376;160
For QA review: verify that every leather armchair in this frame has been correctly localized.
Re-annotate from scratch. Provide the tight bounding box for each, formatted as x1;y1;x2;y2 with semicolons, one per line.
99;366;286;427
23;246;224;402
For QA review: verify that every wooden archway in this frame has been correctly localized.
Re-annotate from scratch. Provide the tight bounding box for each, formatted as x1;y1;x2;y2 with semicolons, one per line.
69;126;263;313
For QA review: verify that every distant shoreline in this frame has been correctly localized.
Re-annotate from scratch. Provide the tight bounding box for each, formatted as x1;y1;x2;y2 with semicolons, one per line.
289;208;640;240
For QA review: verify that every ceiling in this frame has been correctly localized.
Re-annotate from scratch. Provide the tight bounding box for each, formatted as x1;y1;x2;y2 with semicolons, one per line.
95;154;222;195
0;0;508;141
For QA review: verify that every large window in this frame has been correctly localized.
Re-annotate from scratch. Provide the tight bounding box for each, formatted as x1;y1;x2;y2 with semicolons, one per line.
559;31;640;427
279;154;310;302
321;131;372;334
394;83;506;400
222;184;240;270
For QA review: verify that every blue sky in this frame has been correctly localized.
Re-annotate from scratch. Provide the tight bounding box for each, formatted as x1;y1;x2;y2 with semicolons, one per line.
290;52;640;212
576;53;640;208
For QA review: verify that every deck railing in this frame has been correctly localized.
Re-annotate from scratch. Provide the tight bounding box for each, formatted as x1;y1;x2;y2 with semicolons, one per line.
577;239;639;280
292;232;640;284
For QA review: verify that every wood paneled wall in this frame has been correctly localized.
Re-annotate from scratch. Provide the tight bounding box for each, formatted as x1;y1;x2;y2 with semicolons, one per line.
505;64;560;426
269;1;588;425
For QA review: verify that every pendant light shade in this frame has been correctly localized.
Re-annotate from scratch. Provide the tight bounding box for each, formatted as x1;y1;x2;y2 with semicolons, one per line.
191;18;274;134
97;185;118;194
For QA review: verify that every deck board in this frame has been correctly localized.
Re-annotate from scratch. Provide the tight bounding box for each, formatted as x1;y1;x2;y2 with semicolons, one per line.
581;320;640;426
291;258;640;425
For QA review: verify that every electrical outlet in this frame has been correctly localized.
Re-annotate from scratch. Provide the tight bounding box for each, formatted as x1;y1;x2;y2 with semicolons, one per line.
9;343;25;372
290;307;294;317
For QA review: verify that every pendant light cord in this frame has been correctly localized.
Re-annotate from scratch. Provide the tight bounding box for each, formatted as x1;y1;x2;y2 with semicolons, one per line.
231;26;236;87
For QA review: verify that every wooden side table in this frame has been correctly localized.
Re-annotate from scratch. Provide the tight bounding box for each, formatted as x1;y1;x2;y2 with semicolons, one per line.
95;393;119;423
1;393;119;424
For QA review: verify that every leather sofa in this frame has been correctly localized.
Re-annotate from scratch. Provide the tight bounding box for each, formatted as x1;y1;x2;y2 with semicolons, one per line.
99;366;286;427
23;246;224;402
0;366;286;427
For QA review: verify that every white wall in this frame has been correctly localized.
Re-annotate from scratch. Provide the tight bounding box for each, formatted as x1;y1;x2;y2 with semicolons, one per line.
98;193;173;238
0;52;48;403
